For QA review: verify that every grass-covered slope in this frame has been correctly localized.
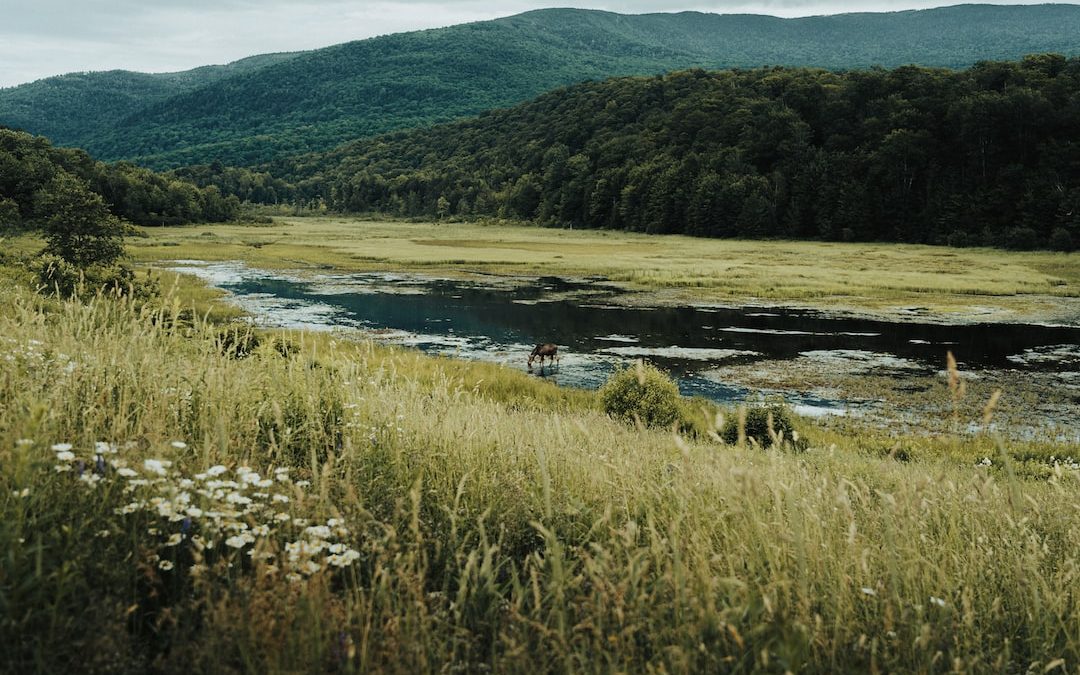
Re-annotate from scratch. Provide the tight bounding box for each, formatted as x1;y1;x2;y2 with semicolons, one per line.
1;265;1078;672
4;5;1080;168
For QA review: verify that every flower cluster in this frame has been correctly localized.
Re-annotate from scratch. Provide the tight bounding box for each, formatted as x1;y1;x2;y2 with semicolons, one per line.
1048;455;1080;471
2;337;77;374
49;439;361;581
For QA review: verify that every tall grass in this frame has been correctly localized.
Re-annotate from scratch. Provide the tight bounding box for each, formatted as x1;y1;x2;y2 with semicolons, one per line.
1;280;1078;673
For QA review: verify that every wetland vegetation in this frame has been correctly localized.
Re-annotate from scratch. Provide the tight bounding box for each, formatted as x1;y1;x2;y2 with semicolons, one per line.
2;20;1080;673
3;256;1080;673
3;212;1079;672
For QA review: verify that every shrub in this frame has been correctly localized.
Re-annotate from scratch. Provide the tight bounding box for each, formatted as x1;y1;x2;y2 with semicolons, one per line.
599;361;681;428
1049;227;1075;252
31;254;159;301
1004;226;1038;251
720;401;802;449
215;324;261;359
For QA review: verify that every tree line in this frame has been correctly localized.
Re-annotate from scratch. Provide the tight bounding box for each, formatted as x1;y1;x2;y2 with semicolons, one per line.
227;56;1079;250
0;128;240;233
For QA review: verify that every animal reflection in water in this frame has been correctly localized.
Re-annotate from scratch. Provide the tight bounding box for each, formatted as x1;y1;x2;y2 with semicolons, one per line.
528;343;560;373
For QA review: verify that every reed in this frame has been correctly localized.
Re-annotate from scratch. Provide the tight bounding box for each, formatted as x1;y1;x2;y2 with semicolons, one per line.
1;275;1078;673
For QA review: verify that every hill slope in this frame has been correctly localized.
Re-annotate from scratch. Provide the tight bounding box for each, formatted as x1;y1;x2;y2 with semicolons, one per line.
0;128;238;227
250;56;1080;250
3;4;1080;168
0;52;299;156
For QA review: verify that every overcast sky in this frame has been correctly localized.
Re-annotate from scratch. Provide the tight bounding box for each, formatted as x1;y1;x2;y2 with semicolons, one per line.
0;0;1055;88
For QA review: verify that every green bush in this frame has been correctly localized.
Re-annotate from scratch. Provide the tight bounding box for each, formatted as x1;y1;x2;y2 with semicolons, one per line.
599;361;681;429
720;402;802;450
215;324;262;359
31;254;159;302
1049;227;1075;252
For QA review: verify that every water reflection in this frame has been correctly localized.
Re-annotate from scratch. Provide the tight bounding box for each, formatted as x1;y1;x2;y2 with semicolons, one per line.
170;261;1080;417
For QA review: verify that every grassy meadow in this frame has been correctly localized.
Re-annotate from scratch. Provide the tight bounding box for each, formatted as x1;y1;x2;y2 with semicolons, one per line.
127;217;1080;323
2;247;1080;673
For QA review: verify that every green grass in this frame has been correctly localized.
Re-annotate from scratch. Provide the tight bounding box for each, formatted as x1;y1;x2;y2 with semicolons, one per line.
125;218;1080;324
1;263;1079;673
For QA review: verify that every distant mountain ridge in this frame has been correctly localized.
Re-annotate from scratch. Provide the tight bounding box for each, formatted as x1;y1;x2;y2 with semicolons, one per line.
2;4;1080;169
0;53;299;156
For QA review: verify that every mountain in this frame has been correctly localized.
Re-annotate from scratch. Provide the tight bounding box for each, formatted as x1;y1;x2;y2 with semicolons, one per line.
0;53;299;158
3;5;1080;169
245;56;1079;250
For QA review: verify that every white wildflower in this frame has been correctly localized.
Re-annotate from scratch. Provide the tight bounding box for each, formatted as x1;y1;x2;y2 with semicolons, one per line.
51;443;73;452
170;441;188;450
225;535;248;549
55;451;75;462
117;468;138;478
206;465;228;477
305;525;332;539
327;549;361;568
226;492;252;506
860;587;877;596
930;596;946;607
165;533;183;547
143;459;171;476
158;560;174;571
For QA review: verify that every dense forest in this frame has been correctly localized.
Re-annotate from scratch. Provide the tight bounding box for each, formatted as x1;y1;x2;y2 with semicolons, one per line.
0;128;240;230
0;53;298;162
237;56;1080;250
3;5;1080;169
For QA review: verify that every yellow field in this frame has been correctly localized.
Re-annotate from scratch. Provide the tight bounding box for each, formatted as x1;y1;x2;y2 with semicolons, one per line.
128;217;1080;323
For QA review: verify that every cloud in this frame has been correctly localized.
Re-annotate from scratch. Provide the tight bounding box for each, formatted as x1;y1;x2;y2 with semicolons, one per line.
0;0;1051;87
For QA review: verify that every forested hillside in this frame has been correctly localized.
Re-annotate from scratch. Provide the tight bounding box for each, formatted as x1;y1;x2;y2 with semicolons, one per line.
3;5;1080;169
0;53;298;154
0;128;239;229
250;56;1079;250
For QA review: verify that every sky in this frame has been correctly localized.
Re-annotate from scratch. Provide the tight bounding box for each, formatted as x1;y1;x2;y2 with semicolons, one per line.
0;0;1055;88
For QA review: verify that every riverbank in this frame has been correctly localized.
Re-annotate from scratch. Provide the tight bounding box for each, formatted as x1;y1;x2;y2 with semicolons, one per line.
5;247;1080;672
128;217;1080;327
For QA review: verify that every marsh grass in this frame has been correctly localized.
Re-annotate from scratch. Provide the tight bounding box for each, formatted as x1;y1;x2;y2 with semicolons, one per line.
1;276;1079;673
121;218;1080;321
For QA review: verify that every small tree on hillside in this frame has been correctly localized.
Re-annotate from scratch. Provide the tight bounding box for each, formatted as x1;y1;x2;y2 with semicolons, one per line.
35;172;125;267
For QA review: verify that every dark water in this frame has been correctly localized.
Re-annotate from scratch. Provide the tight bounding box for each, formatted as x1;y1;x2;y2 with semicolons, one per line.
174;262;1080;416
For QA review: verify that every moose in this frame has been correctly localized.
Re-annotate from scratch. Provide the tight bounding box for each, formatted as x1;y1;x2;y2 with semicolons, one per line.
527;343;560;371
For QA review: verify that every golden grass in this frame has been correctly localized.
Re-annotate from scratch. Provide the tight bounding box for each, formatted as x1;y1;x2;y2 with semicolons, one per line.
124;218;1080;322
2;269;1079;673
